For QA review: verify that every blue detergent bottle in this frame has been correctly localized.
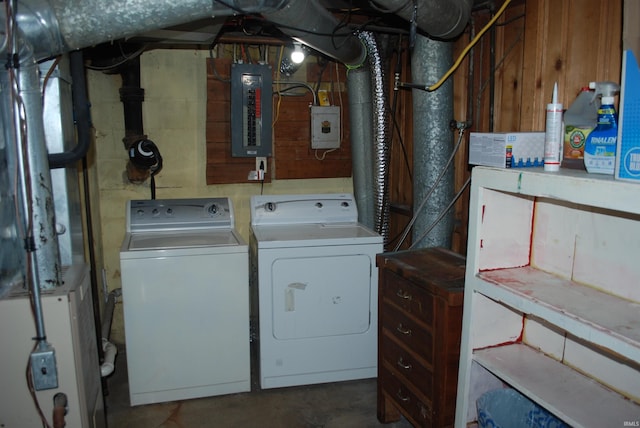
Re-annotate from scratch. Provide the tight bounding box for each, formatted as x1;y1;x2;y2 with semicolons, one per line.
584;81;620;174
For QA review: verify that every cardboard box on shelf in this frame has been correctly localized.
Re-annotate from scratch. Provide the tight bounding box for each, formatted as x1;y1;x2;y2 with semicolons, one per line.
469;132;545;169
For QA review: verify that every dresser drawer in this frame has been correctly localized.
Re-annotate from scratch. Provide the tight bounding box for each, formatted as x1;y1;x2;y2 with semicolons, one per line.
381;271;434;325
380;331;433;394
382;301;433;365
380;366;433;427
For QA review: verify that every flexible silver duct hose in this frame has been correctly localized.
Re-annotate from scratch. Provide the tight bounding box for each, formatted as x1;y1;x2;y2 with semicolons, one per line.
411;35;454;249
359;31;391;245
347;66;375;230
371;0;473;40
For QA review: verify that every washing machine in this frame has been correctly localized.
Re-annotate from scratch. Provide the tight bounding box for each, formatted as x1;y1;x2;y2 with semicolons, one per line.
250;193;383;389
120;197;249;406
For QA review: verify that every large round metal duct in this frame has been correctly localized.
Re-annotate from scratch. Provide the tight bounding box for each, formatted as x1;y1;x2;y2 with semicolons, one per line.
13;0;367;67
371;0;473;39
411;35;454;249
347;65;375;230
264;0;367;67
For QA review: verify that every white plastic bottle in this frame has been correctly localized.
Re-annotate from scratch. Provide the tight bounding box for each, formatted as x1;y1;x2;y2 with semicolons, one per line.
562;86;597;169
544;82;563;172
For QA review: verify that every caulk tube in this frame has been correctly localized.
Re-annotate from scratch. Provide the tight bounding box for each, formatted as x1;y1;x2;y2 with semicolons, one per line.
544;82;563;171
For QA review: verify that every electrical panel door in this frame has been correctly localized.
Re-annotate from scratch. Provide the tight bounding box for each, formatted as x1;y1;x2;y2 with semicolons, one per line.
231;63;272;157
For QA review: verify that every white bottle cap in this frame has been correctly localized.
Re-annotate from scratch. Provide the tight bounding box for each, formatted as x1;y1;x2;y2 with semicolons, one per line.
602;96;614;105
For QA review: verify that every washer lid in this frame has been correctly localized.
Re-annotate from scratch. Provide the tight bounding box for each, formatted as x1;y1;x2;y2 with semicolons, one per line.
126;230;242;251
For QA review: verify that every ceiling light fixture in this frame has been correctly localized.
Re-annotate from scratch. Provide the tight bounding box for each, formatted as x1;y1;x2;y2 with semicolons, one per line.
290;42;305;64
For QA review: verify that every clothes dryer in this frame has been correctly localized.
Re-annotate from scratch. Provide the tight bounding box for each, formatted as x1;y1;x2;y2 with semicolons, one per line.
250;193;383;389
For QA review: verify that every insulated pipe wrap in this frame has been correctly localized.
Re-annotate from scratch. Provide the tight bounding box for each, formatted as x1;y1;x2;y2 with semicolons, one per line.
411;35;454;249
359;31;391;244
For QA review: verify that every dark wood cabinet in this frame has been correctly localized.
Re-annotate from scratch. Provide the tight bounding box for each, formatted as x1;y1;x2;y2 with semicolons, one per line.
376;248;465;428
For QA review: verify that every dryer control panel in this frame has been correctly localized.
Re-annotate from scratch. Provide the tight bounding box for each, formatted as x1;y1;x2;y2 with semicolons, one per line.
250;193;358;226
127;197;234;232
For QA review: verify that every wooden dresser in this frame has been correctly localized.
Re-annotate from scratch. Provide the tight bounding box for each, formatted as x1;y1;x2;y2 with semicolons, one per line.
376;247;465;428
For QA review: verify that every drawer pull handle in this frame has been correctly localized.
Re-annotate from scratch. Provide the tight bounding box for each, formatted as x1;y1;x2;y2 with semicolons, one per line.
396;323;412;336
419;404;432;419
397;357;412;370
396;289;412;300
396;389;410;403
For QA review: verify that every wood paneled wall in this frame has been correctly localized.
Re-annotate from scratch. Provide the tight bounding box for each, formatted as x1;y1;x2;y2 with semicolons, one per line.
445;0;622;254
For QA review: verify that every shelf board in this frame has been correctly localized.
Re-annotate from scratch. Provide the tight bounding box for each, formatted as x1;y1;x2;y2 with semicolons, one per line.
472;167;640;215
475;266;640;362
474;344;640;428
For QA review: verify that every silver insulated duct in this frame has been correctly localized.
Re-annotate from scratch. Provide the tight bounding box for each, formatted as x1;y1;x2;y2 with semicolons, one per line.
358;31;391;245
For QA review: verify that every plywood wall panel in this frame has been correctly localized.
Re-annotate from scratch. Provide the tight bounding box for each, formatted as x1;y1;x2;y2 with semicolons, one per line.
206;56;351;184
450;0;622;254
520;0;621;131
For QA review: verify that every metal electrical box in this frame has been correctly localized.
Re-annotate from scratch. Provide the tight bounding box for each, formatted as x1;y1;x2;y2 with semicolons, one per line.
231;63;272;157
311;106;341;149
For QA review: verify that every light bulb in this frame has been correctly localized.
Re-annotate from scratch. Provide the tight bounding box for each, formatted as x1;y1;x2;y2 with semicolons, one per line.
290;43;305;64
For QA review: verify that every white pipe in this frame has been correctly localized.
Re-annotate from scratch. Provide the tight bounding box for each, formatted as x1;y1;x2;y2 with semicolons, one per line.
100;338;117;377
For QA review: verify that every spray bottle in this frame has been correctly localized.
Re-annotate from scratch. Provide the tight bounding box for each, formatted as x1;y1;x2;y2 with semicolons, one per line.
583;81;621;174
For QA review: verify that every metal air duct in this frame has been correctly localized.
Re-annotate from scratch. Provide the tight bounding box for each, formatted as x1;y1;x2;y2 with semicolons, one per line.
2;45;62;290
371;0;473;39
263;0;367;67
411;35;454;248
347;65;375;230
14;0;367;67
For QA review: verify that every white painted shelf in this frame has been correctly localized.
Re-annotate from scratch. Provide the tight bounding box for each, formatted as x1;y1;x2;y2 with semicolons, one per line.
455;167;640;428
474;344;640;428
475;266;640;363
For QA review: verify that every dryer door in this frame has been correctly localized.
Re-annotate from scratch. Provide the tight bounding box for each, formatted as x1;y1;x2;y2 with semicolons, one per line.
271;253;372;339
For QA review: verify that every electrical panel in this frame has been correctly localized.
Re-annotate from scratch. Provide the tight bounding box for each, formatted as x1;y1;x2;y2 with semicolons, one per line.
231;63;272;157
311;106;341;149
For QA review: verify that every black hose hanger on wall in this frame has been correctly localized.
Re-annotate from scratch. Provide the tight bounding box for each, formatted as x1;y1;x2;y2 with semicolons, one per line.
128;138;163;199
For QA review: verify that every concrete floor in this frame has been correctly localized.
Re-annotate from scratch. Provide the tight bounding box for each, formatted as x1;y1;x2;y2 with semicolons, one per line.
105;346;413;428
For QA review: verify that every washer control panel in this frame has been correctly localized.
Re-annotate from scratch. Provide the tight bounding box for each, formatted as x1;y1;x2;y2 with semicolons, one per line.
127;198;234;232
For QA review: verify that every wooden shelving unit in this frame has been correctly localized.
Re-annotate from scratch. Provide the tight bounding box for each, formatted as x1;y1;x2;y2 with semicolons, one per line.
455;166;640;428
